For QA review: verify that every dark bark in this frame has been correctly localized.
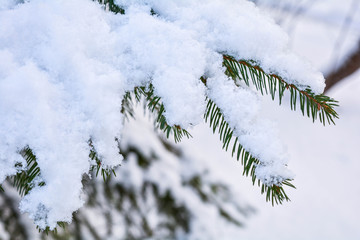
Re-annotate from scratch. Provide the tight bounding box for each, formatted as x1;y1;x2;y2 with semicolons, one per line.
325;41;360;92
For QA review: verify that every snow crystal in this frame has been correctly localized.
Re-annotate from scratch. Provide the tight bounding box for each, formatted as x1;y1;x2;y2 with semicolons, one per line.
0;0;323;228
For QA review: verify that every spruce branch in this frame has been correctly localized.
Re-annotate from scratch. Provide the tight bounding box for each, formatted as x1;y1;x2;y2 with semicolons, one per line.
12;147;45;197
185;175;245;226
223;55;339;125
88;139;117;181
204;99;295;205
7;147;66;232
123;85;192;143
4;143;116;231
94;0;125;14
37;222;66;236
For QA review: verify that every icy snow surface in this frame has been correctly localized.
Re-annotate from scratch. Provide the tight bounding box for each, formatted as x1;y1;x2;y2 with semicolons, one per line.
0;0;324;228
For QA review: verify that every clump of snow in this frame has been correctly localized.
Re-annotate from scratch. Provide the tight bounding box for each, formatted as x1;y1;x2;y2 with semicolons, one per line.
0;0;323;228
206;69;294;185
116;0;325;93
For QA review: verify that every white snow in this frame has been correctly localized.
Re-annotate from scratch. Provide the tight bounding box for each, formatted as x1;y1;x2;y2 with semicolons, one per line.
0;0;326;228
116;112;255;239
206;72;293;185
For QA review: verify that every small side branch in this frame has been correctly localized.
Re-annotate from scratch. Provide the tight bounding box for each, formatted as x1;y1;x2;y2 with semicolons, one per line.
223;55;339;125
123;85;192;143
204;99;295;205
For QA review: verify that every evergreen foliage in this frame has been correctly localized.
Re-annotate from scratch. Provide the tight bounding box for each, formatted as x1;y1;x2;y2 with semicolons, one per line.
13;147;45;196
204;99;295;205
0;0;339;234
1;130;255;239
130;85;192;143
223;55;339;125
88;139;117;181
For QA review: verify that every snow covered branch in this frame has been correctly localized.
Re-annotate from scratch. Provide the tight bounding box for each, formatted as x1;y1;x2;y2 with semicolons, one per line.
223;55;339;125
0;0;337;230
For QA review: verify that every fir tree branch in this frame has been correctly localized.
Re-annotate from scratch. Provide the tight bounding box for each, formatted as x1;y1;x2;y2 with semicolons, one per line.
94;0;125;14
88;139;117;181
186;175;245;226
121;91;136;120
223;55;339;125
12;147;45;197
123;85;192;143
38;222;66;236
4;141;113;233
204;99;295;205
7;147;66;232
6;143;115;231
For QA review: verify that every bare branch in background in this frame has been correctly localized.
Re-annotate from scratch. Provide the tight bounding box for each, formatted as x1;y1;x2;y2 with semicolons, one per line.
325;41;360;92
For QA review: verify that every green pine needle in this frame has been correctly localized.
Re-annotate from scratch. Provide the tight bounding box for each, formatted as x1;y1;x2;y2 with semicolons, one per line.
130;85;192;143
94;0;125;14
223;55;339;126
37;221;67;235
205;99;295;205
88;139;117;181
12;147;45;197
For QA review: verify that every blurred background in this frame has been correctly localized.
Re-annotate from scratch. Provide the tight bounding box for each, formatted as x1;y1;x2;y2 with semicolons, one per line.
238;1;360;239
1;0;359;239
